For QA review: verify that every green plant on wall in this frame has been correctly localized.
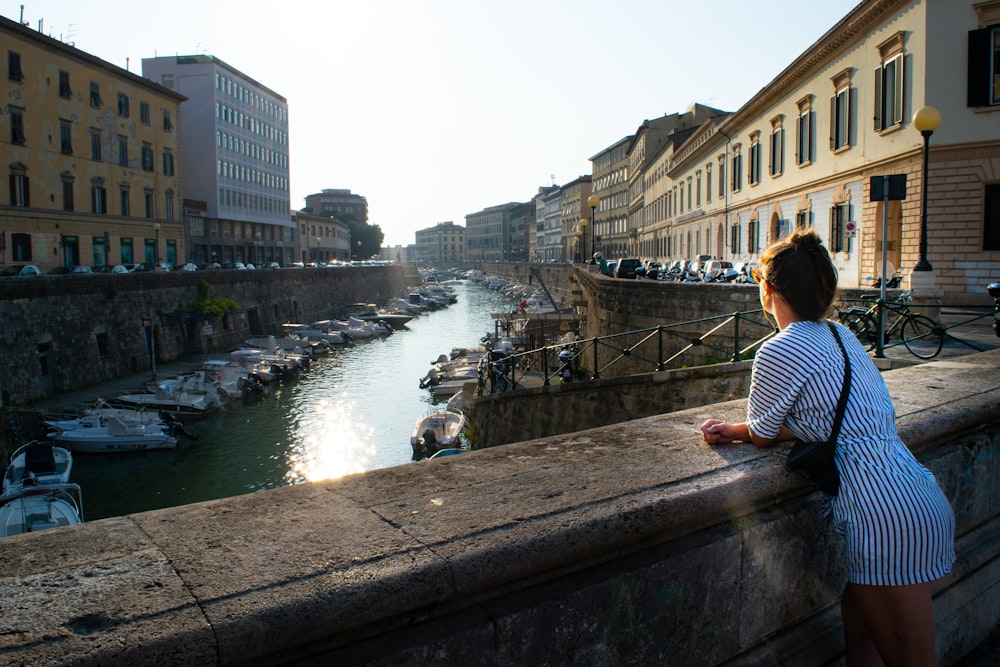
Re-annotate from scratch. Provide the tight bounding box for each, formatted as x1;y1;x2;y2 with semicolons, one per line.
179;279;240;317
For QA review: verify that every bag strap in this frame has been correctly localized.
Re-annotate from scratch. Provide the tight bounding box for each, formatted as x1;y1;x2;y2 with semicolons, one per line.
826;322;852;445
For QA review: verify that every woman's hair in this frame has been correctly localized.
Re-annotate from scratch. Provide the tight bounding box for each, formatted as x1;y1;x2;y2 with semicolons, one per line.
759;228;838;321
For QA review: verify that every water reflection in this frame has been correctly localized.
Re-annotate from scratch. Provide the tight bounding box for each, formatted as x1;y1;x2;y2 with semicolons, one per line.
72;280;514;520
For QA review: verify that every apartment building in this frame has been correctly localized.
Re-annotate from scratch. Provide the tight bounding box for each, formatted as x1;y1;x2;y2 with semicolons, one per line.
0;15;185;271
142;55;292;267
465;202;521;262
304;188;368;226
536;186;563;262
589;136;633;259
415;221;465;264
560;176;593;262
291;210;350;264
649;0;999;303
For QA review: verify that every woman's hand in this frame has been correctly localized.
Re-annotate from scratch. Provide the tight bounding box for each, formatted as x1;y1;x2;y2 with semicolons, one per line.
700;419;745;444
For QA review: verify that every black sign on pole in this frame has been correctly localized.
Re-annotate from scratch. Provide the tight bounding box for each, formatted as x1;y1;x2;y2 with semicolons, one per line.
870;174;907;201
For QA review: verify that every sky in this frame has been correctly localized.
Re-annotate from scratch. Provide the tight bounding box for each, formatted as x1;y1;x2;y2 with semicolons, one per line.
4;0;862;246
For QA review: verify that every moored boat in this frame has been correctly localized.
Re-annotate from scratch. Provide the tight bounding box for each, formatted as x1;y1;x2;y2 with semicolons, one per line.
0;482;83;536
410;410;467;456
47;412;192;453
2;441;73;496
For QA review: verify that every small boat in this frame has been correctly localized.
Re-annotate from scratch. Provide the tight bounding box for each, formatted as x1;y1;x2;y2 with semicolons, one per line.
113;382;215;417
411;410;467;456
0;482;83;536
2;441;73;496
0;441;83;537
47;412;193;453
428;448;464;459
346;303;415;330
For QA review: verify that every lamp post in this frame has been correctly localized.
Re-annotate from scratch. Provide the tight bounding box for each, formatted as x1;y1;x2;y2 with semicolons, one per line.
152;222;161;270
912;106;941;272
579;219;588;264
587;195;599;263
315;236;321;265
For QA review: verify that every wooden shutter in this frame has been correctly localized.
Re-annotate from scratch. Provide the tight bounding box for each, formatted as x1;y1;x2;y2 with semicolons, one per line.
873;66;883;131
892;55;904;126
967;27;991;107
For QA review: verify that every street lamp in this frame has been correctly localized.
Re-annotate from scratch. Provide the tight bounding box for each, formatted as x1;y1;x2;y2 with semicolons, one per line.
587;195;599;263
579;218;588;264
152;222;161;270
912;106;941;272
315;236;321;265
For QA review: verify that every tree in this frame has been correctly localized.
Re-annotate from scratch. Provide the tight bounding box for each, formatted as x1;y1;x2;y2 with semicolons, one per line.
320;210;384;260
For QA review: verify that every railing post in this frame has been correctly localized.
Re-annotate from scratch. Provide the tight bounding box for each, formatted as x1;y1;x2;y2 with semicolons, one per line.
732;312;741;362
591;336;600;380
657;325;666;371
875;298;886;359
542;347;550;386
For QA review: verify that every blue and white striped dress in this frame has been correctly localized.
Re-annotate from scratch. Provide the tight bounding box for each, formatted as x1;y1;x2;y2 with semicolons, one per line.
746;319;955;586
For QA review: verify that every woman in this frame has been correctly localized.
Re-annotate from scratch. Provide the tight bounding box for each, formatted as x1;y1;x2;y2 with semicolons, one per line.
699;229;954;666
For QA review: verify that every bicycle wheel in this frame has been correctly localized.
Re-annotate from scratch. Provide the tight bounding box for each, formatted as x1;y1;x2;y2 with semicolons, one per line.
840;310;876;350
902;314;943;359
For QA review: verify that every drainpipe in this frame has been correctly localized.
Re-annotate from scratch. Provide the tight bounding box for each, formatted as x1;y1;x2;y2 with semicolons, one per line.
716;126;732;259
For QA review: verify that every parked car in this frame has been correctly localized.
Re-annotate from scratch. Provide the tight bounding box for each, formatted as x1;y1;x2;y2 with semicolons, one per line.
614;258;643;279
47;266;83;276
170;262;198;272
1;264;42;277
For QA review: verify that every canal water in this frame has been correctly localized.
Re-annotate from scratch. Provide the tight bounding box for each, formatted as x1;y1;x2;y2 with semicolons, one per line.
72;279;517;521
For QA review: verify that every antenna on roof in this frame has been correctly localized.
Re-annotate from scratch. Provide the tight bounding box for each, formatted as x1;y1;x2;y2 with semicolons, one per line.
550;173;555;186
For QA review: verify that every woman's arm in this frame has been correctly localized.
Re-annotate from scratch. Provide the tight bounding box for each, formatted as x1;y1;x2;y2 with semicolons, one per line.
700;420;797;448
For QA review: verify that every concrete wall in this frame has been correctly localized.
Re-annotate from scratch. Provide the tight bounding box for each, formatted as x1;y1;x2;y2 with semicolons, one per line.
1;348;997;666
0;266;407;405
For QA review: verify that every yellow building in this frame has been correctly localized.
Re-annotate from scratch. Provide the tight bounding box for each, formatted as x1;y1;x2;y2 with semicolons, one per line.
643;0;1000;304
0;15;185;271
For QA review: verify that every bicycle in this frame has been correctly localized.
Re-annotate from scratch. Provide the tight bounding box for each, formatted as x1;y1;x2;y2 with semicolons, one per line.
836;290;944;359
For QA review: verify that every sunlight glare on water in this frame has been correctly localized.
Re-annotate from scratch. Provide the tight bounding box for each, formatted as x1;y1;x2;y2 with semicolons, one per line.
286;393;378;484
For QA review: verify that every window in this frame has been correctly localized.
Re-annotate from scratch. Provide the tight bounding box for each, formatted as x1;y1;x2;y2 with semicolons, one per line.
91;179;107;214
731;145;743;192
162;149;174;176
89;81;103;108
748;217;760;254
795;210;811;229
165;190;175;221
769;117;784;177
141;143;153;172
796;96;813;166
120;186;130;216
139;101;150;125
985;184;1000;250
61;173;74;211
90;130;101;161
120;237;133;264
9;163;29;207
967;22;1000;107
10;107;25;144
60;120;73;155
830;202;851;252
144;190;154;219
874;32;905;132
706;164;713;203
163;110;173;131
59;70;73;98
730;221;742;254
748;132;761;186
117;92;129;117
118;136;128;167
830;69;852;151
718;156;725;199
8;50;23;82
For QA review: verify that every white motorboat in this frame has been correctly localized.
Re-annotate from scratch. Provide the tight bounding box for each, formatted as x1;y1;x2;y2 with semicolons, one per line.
47;413;190;453
346;303;415;330
0;441;83;537
2;441;73;496
0;482;83;536
410;410;467;456
113;381;216;417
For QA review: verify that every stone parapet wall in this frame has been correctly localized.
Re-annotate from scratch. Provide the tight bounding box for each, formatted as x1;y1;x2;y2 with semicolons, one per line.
1;349;997;666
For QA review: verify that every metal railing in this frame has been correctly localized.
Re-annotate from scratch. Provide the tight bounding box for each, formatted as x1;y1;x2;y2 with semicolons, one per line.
478;309;776;395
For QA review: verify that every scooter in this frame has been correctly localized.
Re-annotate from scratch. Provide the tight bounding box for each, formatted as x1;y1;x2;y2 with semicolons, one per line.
988;282;1000;338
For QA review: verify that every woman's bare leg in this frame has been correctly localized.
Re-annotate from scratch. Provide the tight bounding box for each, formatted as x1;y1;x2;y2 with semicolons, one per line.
843;581;937;667
842;584;885;666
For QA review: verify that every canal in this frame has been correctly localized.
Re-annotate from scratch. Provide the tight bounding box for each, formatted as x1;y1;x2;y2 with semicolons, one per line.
72;279;517;521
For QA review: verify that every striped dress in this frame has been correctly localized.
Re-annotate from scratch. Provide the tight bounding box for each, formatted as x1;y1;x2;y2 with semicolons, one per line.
746;319;955;586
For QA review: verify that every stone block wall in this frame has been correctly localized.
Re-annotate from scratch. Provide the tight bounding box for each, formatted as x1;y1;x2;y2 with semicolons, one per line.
0;266;406;405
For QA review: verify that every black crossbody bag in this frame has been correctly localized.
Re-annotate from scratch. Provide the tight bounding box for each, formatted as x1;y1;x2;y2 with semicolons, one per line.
785;322;851;496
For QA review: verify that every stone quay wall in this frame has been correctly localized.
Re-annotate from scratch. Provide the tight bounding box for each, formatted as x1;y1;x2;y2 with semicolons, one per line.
0;266;407;407
1;349;997;666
